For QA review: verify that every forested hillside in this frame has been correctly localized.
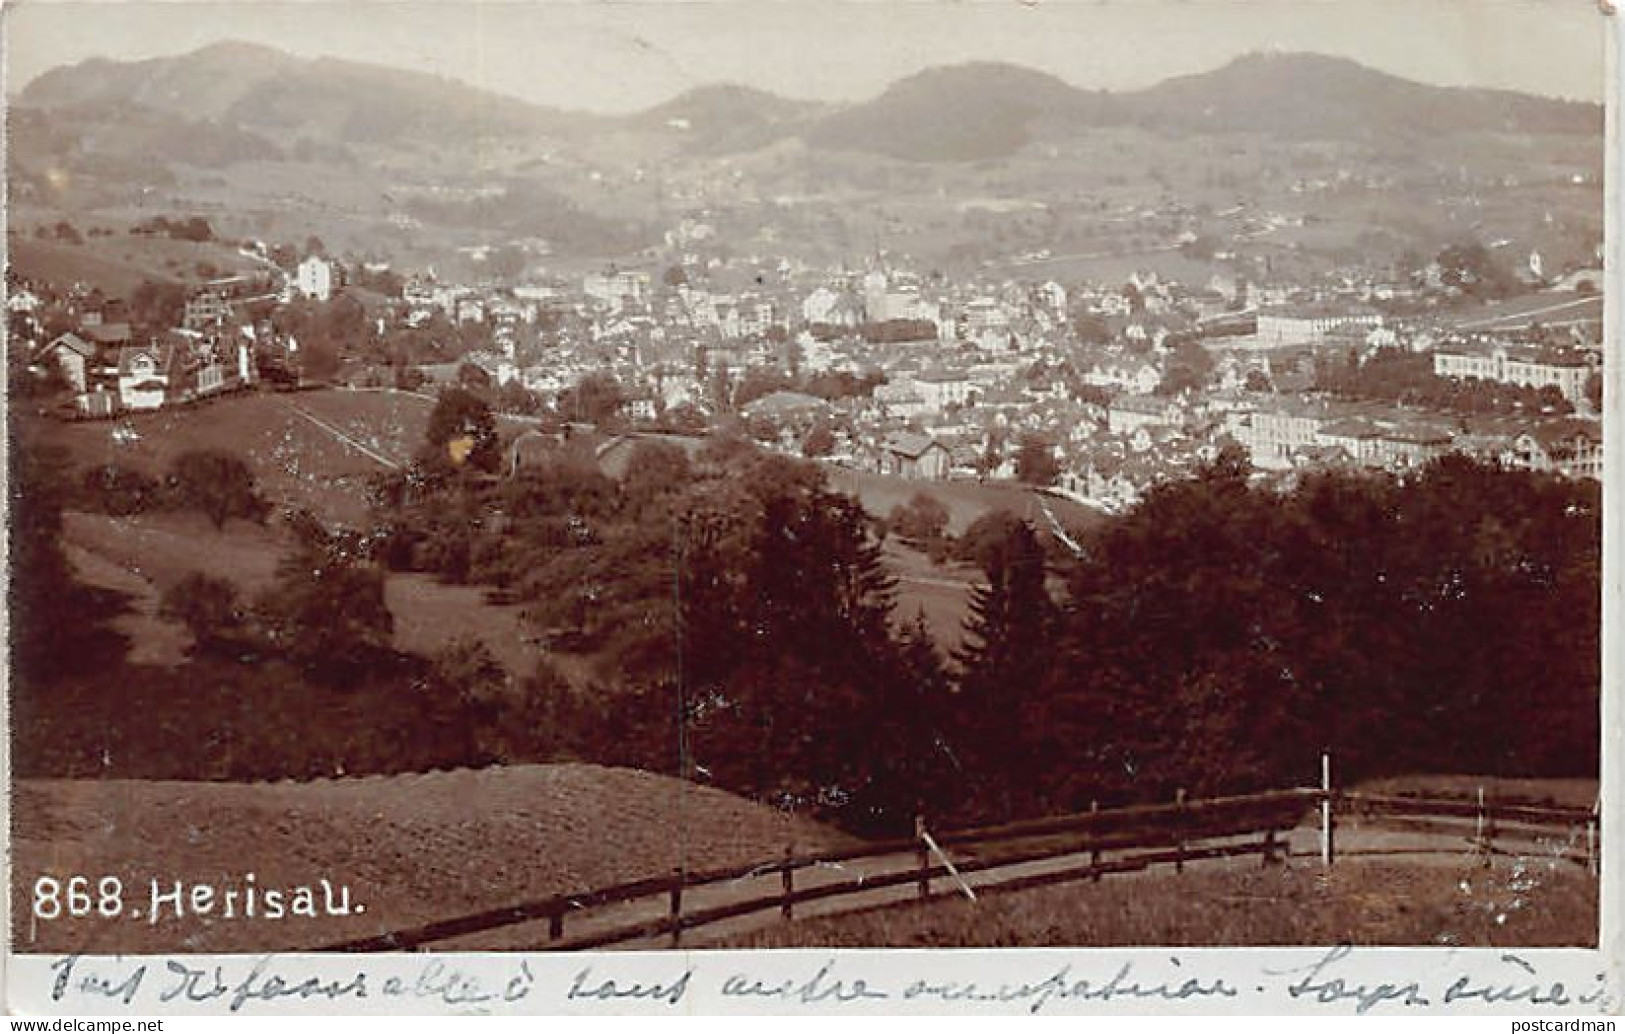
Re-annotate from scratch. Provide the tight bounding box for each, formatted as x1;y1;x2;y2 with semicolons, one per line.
13;406;1599;836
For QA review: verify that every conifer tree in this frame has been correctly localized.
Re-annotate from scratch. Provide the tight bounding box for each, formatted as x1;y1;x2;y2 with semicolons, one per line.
952;517;1054;818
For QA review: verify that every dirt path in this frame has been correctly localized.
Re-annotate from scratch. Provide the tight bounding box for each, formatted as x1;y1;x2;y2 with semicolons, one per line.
425;816;1594;951
13;767;1592;955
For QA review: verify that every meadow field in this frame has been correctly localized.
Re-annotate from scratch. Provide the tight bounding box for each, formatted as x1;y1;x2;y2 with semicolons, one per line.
39;389;1038;663
11;765;856;953
828;465;1101;537
713;855;1598;949
10;234;269;295
59;508;569;682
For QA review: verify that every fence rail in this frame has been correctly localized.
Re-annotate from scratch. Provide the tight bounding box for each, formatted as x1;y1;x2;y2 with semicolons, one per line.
320;784;1597;953
1339;791;1595;826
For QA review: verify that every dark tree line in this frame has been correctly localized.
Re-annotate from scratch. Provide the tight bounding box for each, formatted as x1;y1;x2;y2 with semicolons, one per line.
369;435;957;832
369;423;1599;834
14;407;1599;837
986;451;1599;816
78;448;268;528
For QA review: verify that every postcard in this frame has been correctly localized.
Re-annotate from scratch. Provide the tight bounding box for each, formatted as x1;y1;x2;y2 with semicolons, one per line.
3;0;1619;1017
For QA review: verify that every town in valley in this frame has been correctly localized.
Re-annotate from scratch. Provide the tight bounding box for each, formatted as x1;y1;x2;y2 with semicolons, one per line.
5;16;1607;958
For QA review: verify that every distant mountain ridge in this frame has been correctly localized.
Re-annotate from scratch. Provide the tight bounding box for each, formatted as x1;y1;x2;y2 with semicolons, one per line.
20;40;584;146
1126;52;1603;139
624;84;832;154
808;62;1115;162
15;43;1602;163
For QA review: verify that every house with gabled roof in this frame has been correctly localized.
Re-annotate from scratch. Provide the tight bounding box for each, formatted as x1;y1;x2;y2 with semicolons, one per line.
116;343;175;411
743;390;831;423
915;367;972;410
1292;444;1356;470
1375;422;1453;470
880;431;951;480
1108;394;1182;436
7;287;42;313
37;332;98;392
1511;419;1602;481
1315;418;1387;466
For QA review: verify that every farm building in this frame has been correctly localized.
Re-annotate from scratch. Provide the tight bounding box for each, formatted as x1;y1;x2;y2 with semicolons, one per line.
880;431;951;480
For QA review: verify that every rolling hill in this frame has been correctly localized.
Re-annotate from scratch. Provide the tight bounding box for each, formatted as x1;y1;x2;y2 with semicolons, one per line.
807;62;1114;162
6;43;1603;267
13;42;1599;169
19;40;582;146
627;84;830;154
1125;52;1603;140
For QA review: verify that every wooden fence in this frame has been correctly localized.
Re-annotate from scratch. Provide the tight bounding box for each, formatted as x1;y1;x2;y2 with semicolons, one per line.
1336;790;1601;868
320;785;1598;953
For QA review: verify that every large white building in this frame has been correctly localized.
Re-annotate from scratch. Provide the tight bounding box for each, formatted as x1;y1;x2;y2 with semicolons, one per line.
296;255;334;302
1224;399;1332;468
583;270;650;309
1255;305;1381;347
914;368;972;409
1433;343;1596;403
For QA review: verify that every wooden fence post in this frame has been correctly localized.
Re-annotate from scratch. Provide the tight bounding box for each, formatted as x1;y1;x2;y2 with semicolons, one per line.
1476;786;1495;868
1089;800;1101;882
781;846;794;921
1262;827;1277;867
1175;788;1187;874
668;868;683;948
915;814;930;901
548;904;564;942
1320;751;1335;868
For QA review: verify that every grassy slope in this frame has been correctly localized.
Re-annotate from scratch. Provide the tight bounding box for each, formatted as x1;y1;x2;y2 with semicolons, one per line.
36;391;575;681
712;857;1597;949
11;764;857;953
39;390;990;664
59;509;572;683
883;540;976;650
63;510;282;593
39;389;534;526
40;393;398;527
829;466;1101;537
9;235;264;296
10;236;182;296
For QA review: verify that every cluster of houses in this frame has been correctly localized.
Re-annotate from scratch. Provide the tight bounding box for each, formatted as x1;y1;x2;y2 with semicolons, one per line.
19;291;261;417
11;219;1605;511
12;249;385;417
1219;396;1600;480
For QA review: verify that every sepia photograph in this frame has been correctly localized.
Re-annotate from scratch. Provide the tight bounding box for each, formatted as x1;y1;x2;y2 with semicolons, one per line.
1;0;1616;1014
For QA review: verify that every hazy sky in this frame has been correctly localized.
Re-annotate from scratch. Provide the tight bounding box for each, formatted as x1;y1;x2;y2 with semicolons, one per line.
2;0;1610;111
